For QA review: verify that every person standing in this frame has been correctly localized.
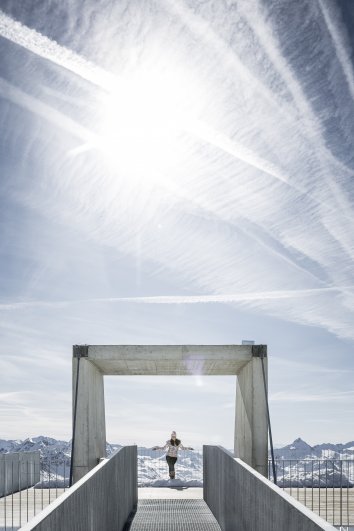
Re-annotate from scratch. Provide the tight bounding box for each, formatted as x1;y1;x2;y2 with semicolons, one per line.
152;431;193;479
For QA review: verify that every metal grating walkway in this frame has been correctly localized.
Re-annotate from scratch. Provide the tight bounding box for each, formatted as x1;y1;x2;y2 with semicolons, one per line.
128;499;221;530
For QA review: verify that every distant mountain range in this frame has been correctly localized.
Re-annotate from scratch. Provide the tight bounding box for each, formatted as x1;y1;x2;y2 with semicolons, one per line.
273;437;354;460
1;435;353;460
0;435;120;460
0;436;121;488
1;436;353;488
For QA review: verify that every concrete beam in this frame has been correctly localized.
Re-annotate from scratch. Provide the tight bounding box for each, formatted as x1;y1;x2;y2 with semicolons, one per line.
87;345;252;375
235;348;268;476
72;350;106;484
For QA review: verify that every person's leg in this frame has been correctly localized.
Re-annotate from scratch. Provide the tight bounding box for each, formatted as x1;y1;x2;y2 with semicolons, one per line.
166;456;173;476
170;457;177;479
166;456;177;478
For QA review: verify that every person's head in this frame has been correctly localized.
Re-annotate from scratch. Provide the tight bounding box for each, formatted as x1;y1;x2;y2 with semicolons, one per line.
170;430;180;445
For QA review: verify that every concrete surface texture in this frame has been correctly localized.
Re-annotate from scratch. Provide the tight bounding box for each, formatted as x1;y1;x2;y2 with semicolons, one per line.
85;344;253;375
20;446;137;531
203;446;337;531
235;356;268;476
72;344;268;483
0;452;40;497
72;354;106;482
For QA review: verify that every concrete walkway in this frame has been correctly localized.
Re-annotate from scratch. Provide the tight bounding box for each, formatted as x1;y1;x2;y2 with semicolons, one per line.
128;499;221;530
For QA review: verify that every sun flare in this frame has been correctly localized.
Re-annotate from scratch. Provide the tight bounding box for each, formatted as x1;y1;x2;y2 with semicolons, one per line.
97;65;205;185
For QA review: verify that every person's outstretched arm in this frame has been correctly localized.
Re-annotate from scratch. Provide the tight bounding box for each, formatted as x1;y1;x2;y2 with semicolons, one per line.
152;442;168;450
178;442;194;450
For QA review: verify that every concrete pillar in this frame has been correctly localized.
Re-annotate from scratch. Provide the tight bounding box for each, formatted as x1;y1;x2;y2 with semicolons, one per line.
72;346;106;483
235;345;268;477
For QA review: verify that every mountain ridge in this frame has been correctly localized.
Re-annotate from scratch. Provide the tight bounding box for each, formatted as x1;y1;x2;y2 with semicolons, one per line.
1;435;353;459
0;436;353;488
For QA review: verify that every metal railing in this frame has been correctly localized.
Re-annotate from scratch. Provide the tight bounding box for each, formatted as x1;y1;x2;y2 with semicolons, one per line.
3;452;352;529
20;446;137;531
0;456;69;531
268;459;354;528
2;447;202;529
137;447;203;486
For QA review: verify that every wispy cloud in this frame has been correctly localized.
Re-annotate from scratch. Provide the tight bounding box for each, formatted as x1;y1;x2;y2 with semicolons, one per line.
271;356;354;375
270;390;354;403
0;285;352;310
234;0;353;177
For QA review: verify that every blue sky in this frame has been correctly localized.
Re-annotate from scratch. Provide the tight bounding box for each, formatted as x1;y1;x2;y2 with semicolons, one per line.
0;0;353;449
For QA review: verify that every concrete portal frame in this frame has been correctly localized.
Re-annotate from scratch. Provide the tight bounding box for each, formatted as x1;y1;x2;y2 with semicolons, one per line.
72;344;268;483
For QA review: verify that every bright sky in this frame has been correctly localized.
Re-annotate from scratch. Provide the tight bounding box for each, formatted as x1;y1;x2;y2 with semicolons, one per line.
0;0;353;449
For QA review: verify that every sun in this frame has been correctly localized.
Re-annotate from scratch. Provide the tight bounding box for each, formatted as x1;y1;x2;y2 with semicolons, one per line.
96;64;205;186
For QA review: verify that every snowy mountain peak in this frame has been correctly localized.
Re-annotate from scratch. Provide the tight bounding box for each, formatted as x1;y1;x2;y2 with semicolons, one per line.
274;437;354;460
291;438;313;449
275;438;314;458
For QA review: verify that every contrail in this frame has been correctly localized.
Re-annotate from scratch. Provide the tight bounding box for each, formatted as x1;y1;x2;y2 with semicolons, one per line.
0;285;352;310
234;0;354;234
166;0;353;178
191;120;319;200
0;12;314;206
1;6;352;235
0;9;349;218
318;0;354;102
92;286;353;304
1;74;343;279
165;0;354;238
235;0;354;178
0;10;294;195
0;10;115;91
0;77;96;145
164;0;301;129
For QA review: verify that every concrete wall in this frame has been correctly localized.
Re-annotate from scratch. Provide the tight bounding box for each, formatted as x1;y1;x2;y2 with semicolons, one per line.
0;451;40;497
235;354;268;477
72;355;106;483
20;446;137;531
203;446;336;531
